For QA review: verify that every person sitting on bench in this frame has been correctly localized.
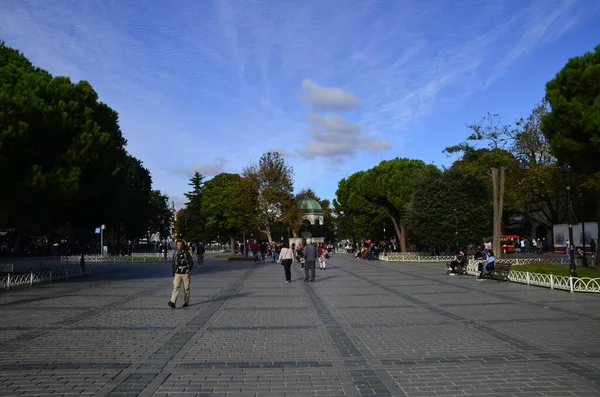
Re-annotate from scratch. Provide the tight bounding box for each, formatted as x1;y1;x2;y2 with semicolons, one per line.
448;250;466;275
478;250;496;280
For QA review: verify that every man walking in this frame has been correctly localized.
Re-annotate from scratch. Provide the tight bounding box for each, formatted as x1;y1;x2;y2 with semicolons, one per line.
168;239;194;308
197;242;205;267
303;238;317;282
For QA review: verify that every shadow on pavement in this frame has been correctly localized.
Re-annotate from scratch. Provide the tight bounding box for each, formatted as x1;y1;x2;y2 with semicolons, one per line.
184;292;253;307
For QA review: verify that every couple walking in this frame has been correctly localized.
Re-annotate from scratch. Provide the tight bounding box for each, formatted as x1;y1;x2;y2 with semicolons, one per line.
278;238;328;283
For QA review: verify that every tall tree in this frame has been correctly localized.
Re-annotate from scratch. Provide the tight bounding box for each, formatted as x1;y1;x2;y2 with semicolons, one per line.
407;167;492;250
541;44;600;265
202;172;242;252
0;41;151;251
366;158;433;252
333;172;381;242
445;114;517;258
243;152;294;242
226;175;261;239
148;190;173;240
179;172;205;243
512;102;566;231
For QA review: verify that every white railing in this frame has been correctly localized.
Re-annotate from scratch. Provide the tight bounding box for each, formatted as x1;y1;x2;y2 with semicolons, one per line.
61;254;169;263
380;253;455;262
466;259;600;293
0;263;14;272
0;264;91;289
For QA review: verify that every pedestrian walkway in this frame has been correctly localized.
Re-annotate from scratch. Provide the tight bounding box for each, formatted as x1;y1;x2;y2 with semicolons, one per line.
1;254;599;396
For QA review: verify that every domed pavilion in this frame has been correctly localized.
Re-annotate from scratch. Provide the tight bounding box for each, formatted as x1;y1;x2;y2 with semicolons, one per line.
297;198;325;244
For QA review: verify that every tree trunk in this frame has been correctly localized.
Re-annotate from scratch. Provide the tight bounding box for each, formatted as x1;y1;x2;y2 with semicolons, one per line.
400;224;407;253
388;215;407;252
491;167;506;259
261;222;273;243
230;236;235;255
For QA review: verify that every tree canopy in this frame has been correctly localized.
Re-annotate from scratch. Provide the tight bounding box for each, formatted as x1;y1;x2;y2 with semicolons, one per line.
541;44;600;265
243;152;294;242
0;41;172;252
406;167;492;250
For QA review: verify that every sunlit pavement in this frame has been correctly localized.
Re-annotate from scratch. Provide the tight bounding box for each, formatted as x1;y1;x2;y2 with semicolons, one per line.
1;254;599;396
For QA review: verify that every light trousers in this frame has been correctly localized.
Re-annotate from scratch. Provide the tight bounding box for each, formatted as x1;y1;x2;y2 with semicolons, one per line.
171;273;190;304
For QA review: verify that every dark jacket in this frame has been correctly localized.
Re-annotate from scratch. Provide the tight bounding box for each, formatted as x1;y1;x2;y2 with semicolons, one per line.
172;249;194;275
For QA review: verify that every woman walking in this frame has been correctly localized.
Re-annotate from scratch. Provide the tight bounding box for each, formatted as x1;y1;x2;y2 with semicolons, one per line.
278;242;296;283
318;243;328;269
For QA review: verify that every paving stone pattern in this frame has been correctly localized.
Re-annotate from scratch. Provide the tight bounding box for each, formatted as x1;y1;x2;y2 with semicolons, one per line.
1;254;600;396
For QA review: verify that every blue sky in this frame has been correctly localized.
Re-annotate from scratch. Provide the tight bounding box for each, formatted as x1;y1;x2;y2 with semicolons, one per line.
1;0;599;208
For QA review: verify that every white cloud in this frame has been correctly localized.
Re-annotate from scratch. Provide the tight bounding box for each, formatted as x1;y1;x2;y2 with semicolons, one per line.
175;158;228;178
298;113;390;159
299;79;360;111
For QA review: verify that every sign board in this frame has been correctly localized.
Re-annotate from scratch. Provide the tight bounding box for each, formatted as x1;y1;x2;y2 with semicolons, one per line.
95;228;101;234
553;222;598;252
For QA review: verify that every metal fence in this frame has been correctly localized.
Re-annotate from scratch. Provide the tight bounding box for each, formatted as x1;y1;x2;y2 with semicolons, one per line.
61;253;169;263
0;264;91;289
465;259;600;293
379;253;456;262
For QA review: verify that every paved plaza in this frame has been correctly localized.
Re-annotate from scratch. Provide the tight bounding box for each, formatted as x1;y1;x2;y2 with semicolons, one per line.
1;254;600;397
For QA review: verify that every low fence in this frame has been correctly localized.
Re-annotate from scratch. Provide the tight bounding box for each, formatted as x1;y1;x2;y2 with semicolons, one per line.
380;253;455;262
0;263;14;272
0;264;91;289
61;253;169;263
382;253;589;267
466;259;600;293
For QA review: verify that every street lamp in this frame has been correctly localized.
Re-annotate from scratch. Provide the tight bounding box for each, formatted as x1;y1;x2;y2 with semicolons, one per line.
100;224;106;256
561;164;578;279
452;196;459;255
383;221;386;240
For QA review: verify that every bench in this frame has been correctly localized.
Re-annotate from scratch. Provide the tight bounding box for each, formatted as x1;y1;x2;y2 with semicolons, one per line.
485;261;512;281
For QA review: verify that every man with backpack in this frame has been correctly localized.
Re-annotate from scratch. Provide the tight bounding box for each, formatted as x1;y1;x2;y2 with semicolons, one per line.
168;239;194;308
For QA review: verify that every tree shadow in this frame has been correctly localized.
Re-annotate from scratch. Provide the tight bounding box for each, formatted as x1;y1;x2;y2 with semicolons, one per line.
183;292;253;307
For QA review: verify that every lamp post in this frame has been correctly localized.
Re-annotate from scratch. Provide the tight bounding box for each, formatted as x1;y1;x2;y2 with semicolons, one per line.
100;224;106;256
561;164;578;278
452;196;459;255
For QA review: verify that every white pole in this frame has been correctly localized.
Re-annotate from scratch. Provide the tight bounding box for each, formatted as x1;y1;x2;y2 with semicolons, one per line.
100;224;106;256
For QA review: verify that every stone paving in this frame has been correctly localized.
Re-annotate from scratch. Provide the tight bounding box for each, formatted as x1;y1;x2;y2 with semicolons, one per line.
1;254;600;396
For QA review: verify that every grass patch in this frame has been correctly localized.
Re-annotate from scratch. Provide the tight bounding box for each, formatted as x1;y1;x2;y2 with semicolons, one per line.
512;263;600;278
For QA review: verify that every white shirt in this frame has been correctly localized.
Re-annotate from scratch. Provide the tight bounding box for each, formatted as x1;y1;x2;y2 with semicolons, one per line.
279;247;295;261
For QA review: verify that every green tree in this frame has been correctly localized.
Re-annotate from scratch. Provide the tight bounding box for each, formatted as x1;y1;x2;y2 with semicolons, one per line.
366;158;434;251
148;190;173;240
511;102;567;231
540;44;600;265
202;172;242;252
445;114;518;258
178;172;205;243
0;41;147;251
226;175;261;239
407;167;492;251
243;152;294;242
333;171;383;242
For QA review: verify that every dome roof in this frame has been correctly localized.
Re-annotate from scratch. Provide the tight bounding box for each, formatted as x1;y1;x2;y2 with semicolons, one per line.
298;197;323;213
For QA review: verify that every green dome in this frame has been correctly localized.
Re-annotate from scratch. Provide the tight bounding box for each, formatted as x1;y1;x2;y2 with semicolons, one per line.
298;198;323;213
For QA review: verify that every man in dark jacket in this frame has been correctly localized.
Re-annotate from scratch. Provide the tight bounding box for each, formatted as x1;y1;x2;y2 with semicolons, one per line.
303;238;317;282
169;239;194;308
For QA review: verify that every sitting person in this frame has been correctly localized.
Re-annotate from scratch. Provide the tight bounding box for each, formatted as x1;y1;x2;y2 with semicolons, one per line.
478;250;496;280
448;250;466;275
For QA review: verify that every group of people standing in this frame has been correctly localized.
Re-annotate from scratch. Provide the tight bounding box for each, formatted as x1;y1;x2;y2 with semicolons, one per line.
277;239;330;283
